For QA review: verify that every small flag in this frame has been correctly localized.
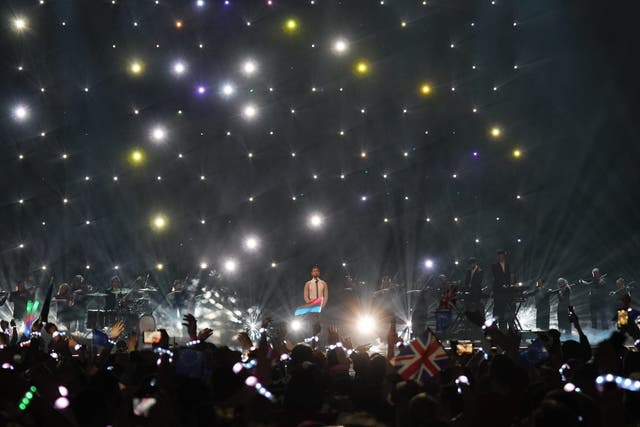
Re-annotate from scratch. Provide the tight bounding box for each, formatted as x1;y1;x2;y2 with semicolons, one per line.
92;329;110;347
392;328;449;385
294;297;323;316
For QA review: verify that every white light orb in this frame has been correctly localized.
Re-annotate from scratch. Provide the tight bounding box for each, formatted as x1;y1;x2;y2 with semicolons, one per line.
221;82;235;97
424;259;434;269
13;104;29;122
242;59;258;76
244;236;259;251
242;104;257;120
332;38;349;54
223;258;237;273
356;315;376;334
172;61;187;75
200;262;208;269
151;126;167;142
290;319;302;332
308;213;323;228
13;17;28;31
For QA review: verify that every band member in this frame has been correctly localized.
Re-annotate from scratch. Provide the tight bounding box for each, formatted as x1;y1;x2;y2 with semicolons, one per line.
9;280;34;320
54;283;76;328
531;280;552;330
556;278;571;335
304;266;329;309
613;277;632;308
491;250;512;330
105;276;124;310
463;257;484;313
580;268;609;329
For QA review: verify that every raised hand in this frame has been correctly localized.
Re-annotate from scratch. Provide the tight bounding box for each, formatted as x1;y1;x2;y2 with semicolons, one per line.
182;314;197;340
327;324;339;345
128;332;138;352
237;331;253;349
197;328;213;342
109;320;125;340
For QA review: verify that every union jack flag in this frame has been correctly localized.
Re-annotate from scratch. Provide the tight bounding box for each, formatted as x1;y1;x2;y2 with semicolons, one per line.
392;329;449;385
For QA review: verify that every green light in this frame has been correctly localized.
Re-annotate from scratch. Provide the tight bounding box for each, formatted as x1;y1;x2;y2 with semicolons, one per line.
21;398;29;405
19;403;26;411
25;391;33;399
26;300;33;313
30;386;37;392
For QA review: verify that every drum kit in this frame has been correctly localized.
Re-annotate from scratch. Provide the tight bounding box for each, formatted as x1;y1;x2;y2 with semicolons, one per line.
85;287;159;332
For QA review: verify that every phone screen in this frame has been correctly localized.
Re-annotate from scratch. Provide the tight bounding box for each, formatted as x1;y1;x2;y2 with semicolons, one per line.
143;331;161;344
617;309;629;329
456;342;473;355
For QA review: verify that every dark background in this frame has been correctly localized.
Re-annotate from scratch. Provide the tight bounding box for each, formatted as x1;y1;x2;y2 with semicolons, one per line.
1;0;638;312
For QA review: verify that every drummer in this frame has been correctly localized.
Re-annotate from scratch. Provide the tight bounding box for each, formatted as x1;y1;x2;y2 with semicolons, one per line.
105;276;124;310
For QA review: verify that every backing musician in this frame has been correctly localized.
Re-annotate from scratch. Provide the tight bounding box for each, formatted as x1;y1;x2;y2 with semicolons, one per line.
556;278;571;335
530;280;552;330
580;268;609;329
491;250;513;331
9;280;34;321
463;258;484;313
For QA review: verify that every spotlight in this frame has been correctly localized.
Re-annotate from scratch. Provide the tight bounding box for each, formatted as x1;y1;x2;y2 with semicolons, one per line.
356;315;376;334
308;213;323;228
332;38;348;54
220;82;235;97
290;319;302;332
13;17;28;31
151;214;168;231
271;262;277;268
196;85;206;94
355;61;369;75
150;126;167;142
420;84;432;95
242;104;257;120
223;258;237;273
284;18;298;32
200;262;208;269
156;263;164;270
242;59;258;76
244;236;259;251
424;259;434;269
129;149;144;164
12;104;29;122
490;127;502;138
129;61;143;75
172;61;187;76
512;148;522;158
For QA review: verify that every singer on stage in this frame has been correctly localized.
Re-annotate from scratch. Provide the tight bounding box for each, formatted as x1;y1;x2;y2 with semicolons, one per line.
304;266;329;309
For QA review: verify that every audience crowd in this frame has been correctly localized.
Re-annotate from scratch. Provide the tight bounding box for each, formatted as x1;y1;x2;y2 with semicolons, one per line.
1;308;639;427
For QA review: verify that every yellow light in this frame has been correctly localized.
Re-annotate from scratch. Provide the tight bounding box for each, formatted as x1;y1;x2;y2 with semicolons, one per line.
152;214;168;231
360;151;367;158
420;84;432;95
175;20;183;29
129;61;143;75
284;18;298;32
490;127;502;138
401;21;407;27
512;148;522;158
156;263;164;270
129;149;144;164
355;61;369;75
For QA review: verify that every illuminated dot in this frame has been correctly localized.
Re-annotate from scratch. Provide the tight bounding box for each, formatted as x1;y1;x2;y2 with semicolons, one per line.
332;38;348;54
19;199;24;204
516;194;521;199
18;154;24;160
382;173;388;179
84;176;90;181
200;175;205;180
200;262;208;269
221;82;235;97
450;43;455;48
452;173;457;178
513;21;518;27
13;17;28;31
199;43;204;48
86;220;91;225
513;64;519;69
403;108;408;113
424;259;434;269
517;238;522;243
19;243;24;249
86;265;90;269
248;152;253;158
472;65;476;70
360;151;367;158
156;176;162;181
472;108;477;113
63;198;69;204
339;130;345;135
129;61;143;74
311;87;317;92
490;127;502;138
361;196;367;201
360;108;366;114
242;59;258;76
133;21;138;27
420;84;432;95
284;18;298;32
61;153;68;159
201;219;206;224
151;126;167;142
271;262;277;268
244;236;259;251
114;265;119;270
512;148;522;158
493;86;498;91
454;217;459;222
290;109;295;114
133;109;139;115
42;265;47;270
224;258;237;272
156;263;164;270
384;217;389;223
130;149;144;164
291;152;296;157
152;214;168;230
309;213;323;228
84;87;89;92
13;105;29;121
355;61;369;75
40;88;45;92
340;174;345;179
475;238;480;243
451;86;456;92
401;21;407;27
312;174;318;179
178;153;183;158
242;104;258;120
172;61;187;75
249;196;254;202
246;21;251;26
175;20;183;29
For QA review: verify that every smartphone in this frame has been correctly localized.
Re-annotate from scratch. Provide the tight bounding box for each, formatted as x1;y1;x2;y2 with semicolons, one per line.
456;342;473;356
617;309;629;329
143;331;162;344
